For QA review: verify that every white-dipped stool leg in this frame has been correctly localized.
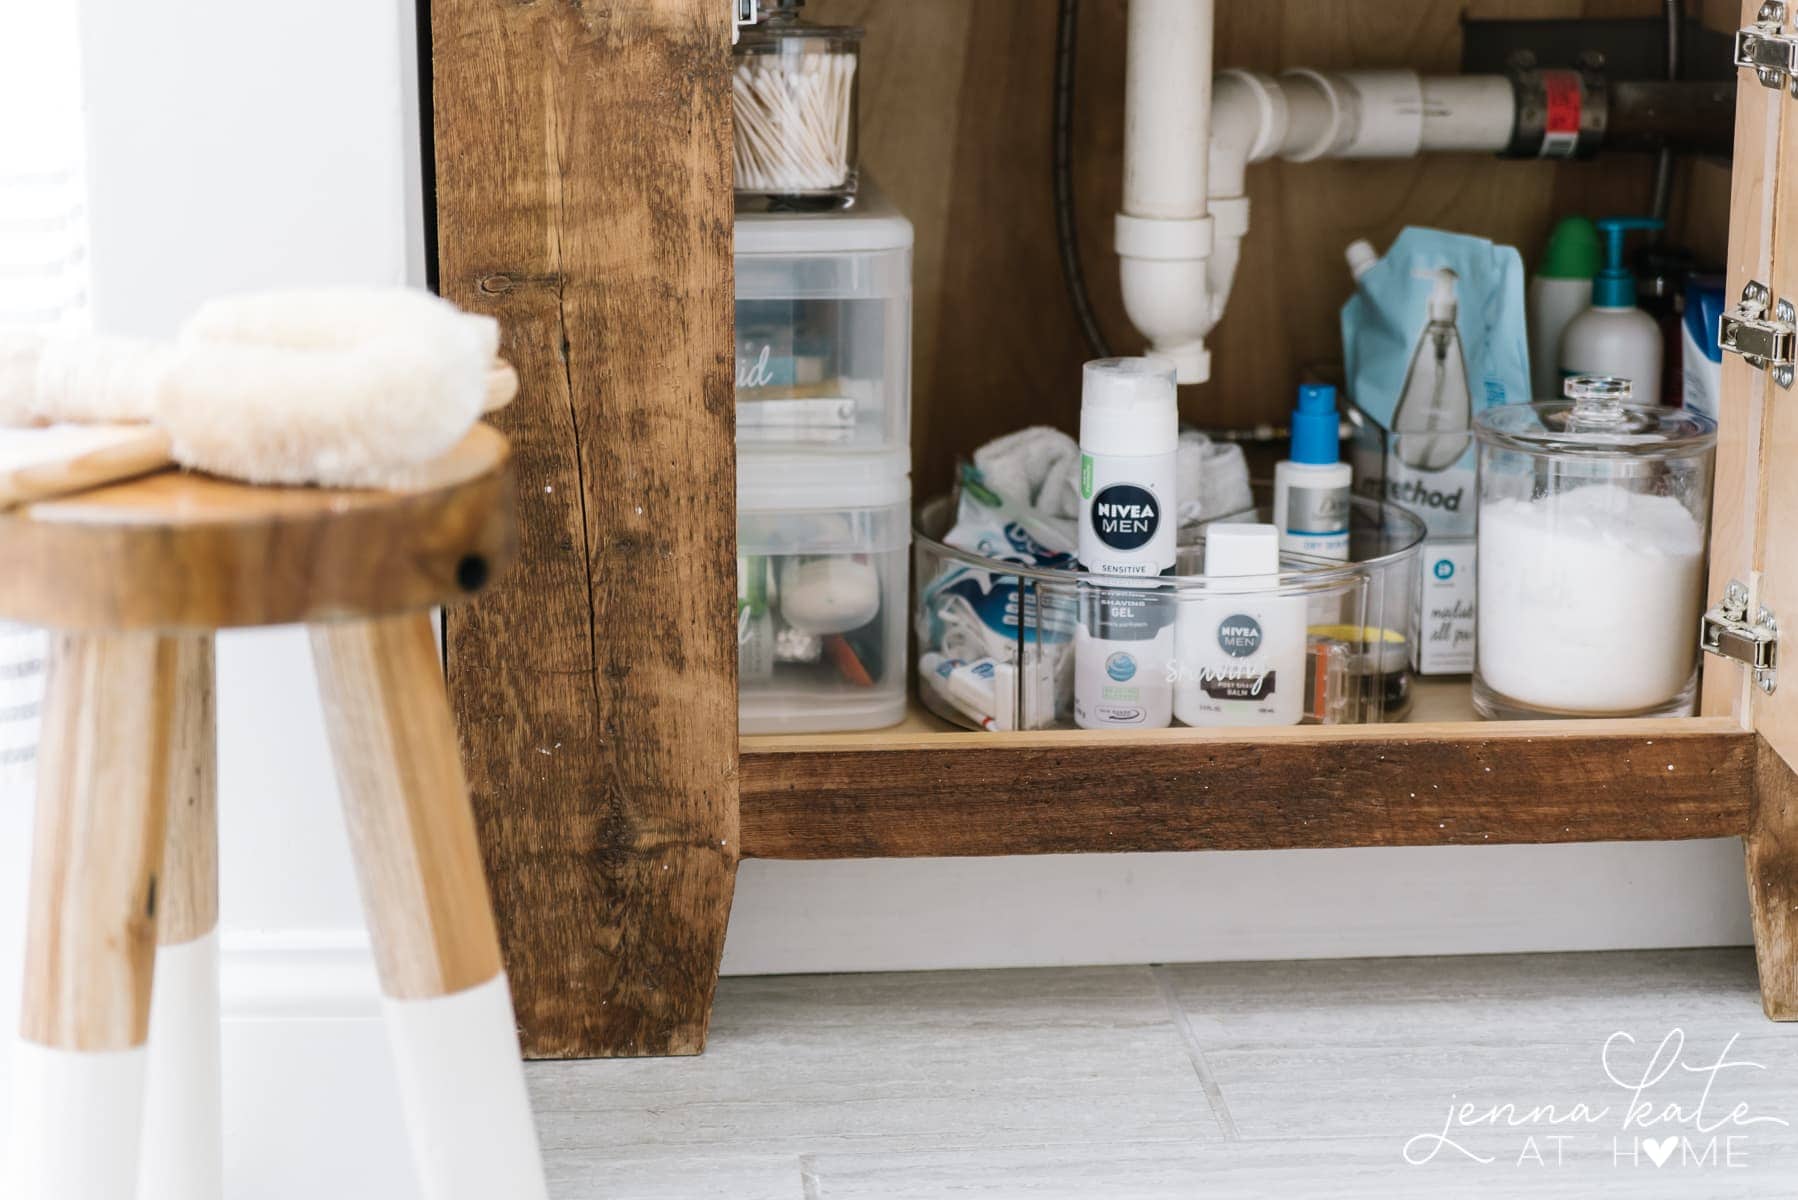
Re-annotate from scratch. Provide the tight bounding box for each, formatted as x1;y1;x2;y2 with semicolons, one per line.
8;1042;149;1198
138;930;223;1200
138;634;222;1200
6;633;176;1200
312;613;549;1200
385;975;546;1199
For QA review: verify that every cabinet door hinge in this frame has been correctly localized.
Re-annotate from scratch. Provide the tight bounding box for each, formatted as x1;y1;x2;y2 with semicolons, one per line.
1719;281;1797;388
1702;580;1779;694
1739;1;1798;95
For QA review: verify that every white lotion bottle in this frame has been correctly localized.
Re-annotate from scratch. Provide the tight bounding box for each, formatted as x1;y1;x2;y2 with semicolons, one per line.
1173;523;1306;727
1272;382;1351;561
1073;357;1178;729
1558;215;1664;400
1526;216;1599;398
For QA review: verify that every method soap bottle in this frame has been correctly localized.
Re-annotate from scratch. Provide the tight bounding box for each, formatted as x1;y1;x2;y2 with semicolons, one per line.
1073;357;1178;729
1272;383;1350;561
1173;523;1305;727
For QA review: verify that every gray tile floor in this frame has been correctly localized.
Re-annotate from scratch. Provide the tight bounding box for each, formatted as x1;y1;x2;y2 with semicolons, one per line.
529;949;1798;1198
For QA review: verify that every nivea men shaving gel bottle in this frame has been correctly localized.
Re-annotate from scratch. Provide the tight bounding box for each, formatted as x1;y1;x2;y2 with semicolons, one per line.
1074;358;1178;729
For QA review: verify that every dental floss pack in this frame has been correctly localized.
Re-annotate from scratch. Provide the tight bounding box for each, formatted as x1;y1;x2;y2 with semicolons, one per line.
916;466;1077;732
1341;226;1530;675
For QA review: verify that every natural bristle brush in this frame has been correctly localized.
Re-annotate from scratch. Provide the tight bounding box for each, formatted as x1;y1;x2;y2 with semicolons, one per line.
0;288;518;508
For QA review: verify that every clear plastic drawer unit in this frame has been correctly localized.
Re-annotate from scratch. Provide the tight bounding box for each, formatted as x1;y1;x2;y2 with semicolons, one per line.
738;451;910;734
734;184;912;460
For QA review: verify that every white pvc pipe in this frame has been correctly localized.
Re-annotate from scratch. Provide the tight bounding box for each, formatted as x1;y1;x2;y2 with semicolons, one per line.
1123;0;1212;218
384;974;550;1200
1189;67;1515;361
138;931;223;1200
1421;75;1517;153
7;1042;149;1200
1116;0;1218;384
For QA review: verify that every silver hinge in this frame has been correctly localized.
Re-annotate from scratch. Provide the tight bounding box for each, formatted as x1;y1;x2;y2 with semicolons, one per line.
1719;280;1797;388
1701;580;1779;694
733;0;758;45
1738;1;1798;95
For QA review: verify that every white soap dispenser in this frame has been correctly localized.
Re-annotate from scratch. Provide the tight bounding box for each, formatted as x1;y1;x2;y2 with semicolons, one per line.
1557;216;1664;400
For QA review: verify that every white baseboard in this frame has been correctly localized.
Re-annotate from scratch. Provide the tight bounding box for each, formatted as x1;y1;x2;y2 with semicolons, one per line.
220;930;381;1022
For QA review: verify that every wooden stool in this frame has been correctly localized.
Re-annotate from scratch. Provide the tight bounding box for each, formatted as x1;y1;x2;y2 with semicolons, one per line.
0;426;548;1200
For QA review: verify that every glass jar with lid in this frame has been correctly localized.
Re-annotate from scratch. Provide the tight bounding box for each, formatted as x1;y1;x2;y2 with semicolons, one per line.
1473;375;1717;720
733;0;862;206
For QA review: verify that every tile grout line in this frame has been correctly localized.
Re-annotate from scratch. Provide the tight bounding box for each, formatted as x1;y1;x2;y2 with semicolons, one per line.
799;1152;822;1200
1151;965;1241;1141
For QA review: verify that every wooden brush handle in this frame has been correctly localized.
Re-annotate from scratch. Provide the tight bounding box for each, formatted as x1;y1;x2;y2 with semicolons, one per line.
0;359;518;510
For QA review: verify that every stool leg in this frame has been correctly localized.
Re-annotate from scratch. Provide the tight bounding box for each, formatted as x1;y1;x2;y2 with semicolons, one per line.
7;633;176;1200
138;634;222;1200
310;613;549;1200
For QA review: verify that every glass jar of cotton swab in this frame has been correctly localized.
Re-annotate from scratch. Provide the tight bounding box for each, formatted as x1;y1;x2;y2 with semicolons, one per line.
733;0;862;208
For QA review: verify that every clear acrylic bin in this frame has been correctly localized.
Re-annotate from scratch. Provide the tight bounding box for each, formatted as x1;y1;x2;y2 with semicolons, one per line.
734;183;911;460
739;453;910;734
914;488;1425;731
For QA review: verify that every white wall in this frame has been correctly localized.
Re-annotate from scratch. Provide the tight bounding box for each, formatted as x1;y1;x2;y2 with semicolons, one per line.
0;2;1753;1195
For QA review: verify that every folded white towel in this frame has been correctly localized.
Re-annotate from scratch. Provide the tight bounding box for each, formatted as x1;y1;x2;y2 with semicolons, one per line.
971;423;1254;540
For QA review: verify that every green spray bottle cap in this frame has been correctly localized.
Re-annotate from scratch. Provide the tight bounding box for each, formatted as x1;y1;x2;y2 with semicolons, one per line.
1593;216;1664;307
1538;216;1601;280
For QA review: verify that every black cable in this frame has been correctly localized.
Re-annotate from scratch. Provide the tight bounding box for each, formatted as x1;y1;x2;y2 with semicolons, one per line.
1053;0;1112;360
1649;0;1682;222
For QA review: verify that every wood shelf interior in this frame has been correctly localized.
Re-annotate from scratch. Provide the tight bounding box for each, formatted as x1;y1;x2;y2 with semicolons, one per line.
739;681;1754;861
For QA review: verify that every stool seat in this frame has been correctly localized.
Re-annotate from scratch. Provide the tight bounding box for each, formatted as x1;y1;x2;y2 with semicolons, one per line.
0;423;514;631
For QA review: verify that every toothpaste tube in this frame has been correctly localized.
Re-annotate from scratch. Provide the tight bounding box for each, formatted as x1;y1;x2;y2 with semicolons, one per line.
919;652;1017;732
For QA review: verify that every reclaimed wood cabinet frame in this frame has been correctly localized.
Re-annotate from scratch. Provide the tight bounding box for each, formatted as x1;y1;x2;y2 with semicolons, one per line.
432;0;1797;1058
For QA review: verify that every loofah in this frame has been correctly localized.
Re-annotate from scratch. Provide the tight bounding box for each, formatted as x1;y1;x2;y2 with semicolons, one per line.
161;289;499;487
0;288;500;489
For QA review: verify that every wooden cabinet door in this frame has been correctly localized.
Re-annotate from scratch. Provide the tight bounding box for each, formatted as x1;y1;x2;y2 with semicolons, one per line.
1704;0;1784;725
1710;0;1798;1018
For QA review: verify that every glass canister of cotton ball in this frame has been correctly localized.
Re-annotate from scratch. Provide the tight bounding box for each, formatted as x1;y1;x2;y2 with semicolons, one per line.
1472;375;1716;720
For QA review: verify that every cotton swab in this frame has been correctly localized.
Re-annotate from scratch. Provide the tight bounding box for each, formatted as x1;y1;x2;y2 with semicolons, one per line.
733;48;857;194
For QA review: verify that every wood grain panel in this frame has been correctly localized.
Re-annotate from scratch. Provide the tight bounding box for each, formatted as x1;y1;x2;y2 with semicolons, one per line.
0;426;514;632
157;634;217;945
23;633;177;1050
811;0;1684;497
1701;0;1779;719
433;0;739;1056
1749;0;1798;763
1749;736;1798;1019
312;614;504;1001
740;714;1754;859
